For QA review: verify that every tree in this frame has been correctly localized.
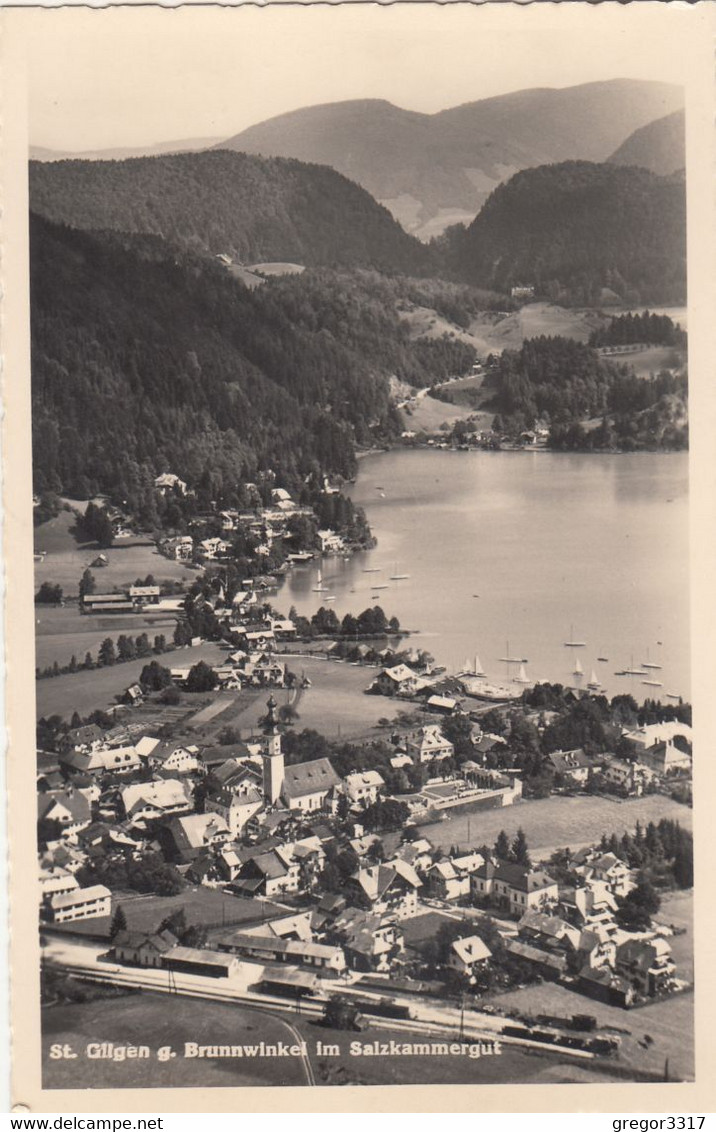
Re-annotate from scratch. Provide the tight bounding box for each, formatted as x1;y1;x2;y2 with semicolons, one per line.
616;879;661;931
185;661;218;693
117;635;136;662
512;828;531;867
140;660;173;691
98;638;116;666
494;830;510;860
441;714;475;759
324;995;362;1032
84;651;95;670
79;569;96;598
35;582;63;604
135;632;152;658
361;798;409;832
109;904;128;939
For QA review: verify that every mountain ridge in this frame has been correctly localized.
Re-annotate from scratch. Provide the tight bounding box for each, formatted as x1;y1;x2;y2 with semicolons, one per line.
607;109;685;175
218;79;684;238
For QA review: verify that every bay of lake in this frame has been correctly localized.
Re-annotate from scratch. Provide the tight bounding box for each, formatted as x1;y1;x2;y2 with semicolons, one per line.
282;450;690;701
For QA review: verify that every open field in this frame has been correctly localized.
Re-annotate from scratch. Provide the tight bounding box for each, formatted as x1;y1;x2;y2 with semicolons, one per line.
419;795;692;859
35;641;227;720
35;610;179;671
400;394;476;434
42;994;309;1089
467;304;606;355
34;509;196;593
268;656;393;739
47;887;288;943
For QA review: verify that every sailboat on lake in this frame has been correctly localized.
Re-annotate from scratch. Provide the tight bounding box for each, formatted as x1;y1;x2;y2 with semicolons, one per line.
312;567;326;592
573;657;584;678
513;663;531;685
587;668;601;691
564;624;586;647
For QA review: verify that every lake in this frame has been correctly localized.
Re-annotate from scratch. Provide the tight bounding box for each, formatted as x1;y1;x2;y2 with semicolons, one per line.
282;450;690;701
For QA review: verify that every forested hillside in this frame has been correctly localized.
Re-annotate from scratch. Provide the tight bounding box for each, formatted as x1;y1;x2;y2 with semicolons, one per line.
28;150;429;274
439;162;686;306
30;216;474;517
488;335;688;450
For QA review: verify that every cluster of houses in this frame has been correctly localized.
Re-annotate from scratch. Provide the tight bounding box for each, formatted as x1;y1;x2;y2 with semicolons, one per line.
37;699;680;1008
157;481;344;565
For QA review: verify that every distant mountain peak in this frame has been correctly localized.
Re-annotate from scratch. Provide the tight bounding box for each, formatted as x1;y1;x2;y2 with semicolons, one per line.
217;79;684;241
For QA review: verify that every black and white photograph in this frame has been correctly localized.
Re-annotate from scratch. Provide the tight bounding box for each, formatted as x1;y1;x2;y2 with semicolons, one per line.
3;0;714;1111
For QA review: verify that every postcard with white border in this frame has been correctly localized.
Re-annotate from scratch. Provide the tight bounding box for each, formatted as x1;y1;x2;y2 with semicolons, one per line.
2;0;716;1113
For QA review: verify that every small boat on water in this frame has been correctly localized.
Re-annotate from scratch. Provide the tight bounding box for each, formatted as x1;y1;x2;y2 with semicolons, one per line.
666;693;681;700
325;595;336;602
391;574;410;581
363;568;381;573
624;668;648;676
564;624;586;647
642;679;663;687
597;656;609;663
643;663;662;670
312;568;326;593
372;584;389;590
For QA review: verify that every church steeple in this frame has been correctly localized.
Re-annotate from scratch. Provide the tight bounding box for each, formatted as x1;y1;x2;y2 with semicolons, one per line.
262;694;284;804
263;693;279;734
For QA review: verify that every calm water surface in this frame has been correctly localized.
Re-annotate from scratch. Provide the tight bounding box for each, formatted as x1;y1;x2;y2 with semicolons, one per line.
283;450;690;700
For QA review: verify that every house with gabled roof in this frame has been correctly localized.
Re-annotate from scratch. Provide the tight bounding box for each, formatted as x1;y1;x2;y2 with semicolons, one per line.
470;857;558;917
231;848;299;897
38;790;92;839
204;779;264;836
60;745;141;776
448;935;492;978
615;937;676;997
346;859;422;919
120;779;192;826
113;929;179;968
326;908;403;972
158;813;230;864
405;725;454;765
545;748;593;784
344;770;385;807
371;665;431;698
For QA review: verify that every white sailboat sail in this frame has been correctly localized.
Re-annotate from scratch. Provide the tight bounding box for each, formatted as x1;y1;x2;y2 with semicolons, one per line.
514;663;530;684
573;657;583;677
